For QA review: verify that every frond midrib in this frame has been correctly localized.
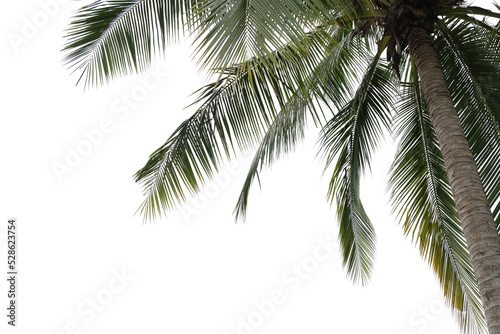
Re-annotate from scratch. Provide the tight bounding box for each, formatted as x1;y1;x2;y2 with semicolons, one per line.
80;1;144;71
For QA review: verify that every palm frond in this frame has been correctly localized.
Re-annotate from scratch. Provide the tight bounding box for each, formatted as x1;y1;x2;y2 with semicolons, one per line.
390;59;487;334
233;29;367;220
191;0;384;75
134;30;341;220
318;40;396;285
438;6;500;21
63;0;191;88
134;24;374;221
435;19;500;228
192;0;320;75
133;66;279;220
485;4;500;59
233;96;308;221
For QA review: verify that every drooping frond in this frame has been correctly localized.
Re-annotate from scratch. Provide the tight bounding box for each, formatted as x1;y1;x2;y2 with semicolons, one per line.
233;29;368;220
390;60;487;334
318;40;397;285
133;66;278;220
435;19;500;227
63;0;191;87
133;32;337;220
134;110;220;221
134;24;367;221
233;96;308;221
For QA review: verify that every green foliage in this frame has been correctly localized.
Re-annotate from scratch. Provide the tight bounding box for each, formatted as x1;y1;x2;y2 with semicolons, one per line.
390;58;486;334
63;0;192;87
318;41;397;285
63;2;500;332
435;19;500;227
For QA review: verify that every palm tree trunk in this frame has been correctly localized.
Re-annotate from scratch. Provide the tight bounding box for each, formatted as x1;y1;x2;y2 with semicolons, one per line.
407;26;500;333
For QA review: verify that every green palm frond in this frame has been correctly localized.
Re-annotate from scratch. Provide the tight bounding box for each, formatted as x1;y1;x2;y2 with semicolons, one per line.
62;2;500;332
134;25;365;221
487;20;500;62
134;110;219;221
134;39;332;220
439;5;500;21
438;5;500;62
62;0;384;88
133;66;279;220
233;96;308;221
318;40;397;285
486;4;500;59
390;61;487;334
435;19;500;227
191;0;379;75
233;29;367;220
63;0;191;87
192;0;320;75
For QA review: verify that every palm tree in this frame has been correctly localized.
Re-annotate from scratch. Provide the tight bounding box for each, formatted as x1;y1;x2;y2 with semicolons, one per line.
63;1;500;333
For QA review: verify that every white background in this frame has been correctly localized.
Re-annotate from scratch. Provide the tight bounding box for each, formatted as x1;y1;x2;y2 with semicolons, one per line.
1;1;495;334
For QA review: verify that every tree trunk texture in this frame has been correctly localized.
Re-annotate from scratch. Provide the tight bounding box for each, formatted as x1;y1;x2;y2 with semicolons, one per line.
407;26;500;334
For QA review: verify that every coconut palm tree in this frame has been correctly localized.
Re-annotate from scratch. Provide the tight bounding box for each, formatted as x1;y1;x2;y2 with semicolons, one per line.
63;0;500;333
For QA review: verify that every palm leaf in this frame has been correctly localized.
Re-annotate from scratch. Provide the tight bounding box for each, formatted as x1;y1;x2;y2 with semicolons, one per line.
233;95;308;221
318;38;396;285
62;0;385;88
233;28;366;220
191;0;379;75
485;4;500;60
133;66;279;220
134;33;339;220
63;0;191;87
389;59;487;334
192;0;321;75
435;19;500;227
134;24;369;221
